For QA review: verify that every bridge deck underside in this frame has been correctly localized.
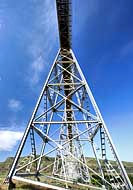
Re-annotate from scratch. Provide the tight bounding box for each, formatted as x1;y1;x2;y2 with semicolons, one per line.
56;0;72;50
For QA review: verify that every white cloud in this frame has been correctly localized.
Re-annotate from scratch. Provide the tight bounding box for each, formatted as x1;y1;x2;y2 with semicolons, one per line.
8;99;23;111
0;130;23;151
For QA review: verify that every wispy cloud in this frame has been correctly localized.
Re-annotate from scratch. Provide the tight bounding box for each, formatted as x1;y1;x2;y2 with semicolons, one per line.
0;1;6;32
73;0;99;36
29;55;44;85
26;0;58;88
120;40;133;57
8;99;23;111
0;130;23;151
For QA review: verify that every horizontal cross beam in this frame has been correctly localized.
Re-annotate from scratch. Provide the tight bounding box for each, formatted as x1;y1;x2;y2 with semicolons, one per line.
33;120;100;124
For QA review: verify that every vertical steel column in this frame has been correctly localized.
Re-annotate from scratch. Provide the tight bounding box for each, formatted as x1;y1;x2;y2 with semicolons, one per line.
61;49;73;153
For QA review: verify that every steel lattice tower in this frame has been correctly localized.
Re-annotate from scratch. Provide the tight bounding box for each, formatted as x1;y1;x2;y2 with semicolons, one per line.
5;0;133;190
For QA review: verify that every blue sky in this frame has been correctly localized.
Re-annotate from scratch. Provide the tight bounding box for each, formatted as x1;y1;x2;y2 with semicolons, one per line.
0;0;133;162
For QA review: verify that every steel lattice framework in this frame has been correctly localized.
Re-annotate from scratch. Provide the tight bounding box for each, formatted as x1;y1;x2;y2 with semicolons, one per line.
5;1;133;190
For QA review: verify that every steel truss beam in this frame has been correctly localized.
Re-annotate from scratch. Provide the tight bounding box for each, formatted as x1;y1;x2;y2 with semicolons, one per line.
56;0;72;49
5;49;133;190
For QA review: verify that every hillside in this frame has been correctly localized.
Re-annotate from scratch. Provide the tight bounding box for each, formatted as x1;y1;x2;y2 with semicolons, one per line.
0;157;133;189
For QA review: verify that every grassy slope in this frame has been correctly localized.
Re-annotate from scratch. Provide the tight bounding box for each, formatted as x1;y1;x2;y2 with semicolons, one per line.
0;157;133;189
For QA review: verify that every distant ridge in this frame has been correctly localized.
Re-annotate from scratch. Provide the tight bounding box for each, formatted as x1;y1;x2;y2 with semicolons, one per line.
1;156;133;174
